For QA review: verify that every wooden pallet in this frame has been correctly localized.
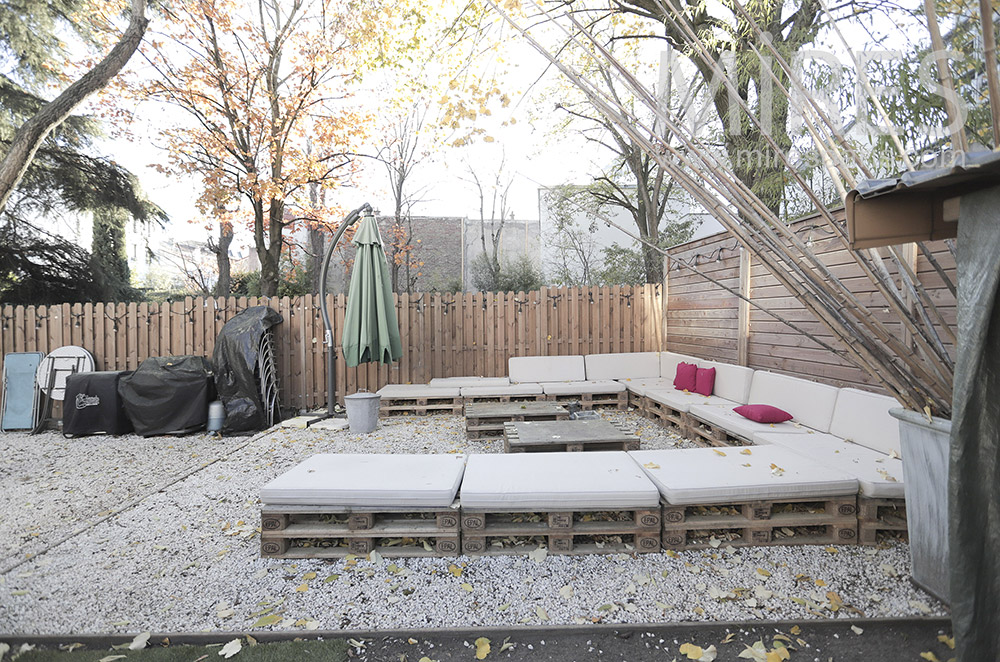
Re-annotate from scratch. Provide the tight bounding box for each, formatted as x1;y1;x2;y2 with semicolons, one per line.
685;415;752;448
464;401;569;439
643;396;692;438
260;503;461;558
660;496;859;550
462;393;547;404
544;391;628;410
460;507;661;555
379;395;464;416
502;420;639;453
857;496;908;545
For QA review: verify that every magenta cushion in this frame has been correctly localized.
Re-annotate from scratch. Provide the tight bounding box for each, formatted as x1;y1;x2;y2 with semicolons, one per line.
673;362;698;391
694;367;716;396
733;404;793;424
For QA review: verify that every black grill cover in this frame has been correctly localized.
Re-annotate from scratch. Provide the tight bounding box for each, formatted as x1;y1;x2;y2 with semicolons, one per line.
63;371;133;436
212;306;282;434
118;356;215;436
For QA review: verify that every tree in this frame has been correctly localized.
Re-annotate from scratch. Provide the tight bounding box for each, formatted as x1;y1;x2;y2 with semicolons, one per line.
0;0;150;212
542;185;605;286
465;156;514;291
134;0;405;296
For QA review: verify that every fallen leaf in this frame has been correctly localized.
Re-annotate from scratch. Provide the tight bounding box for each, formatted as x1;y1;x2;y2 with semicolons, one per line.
461;583;474;592
528;546;548;563
418;657;438;662
938;634;955;649
499;637;514;653
98;657;127;662
536;606;549;621
324;574;340;583
826;591;843;611
713;449;727;456
129;632;151;650
919;653;941;662
302;571;317;580
219;639;242;659
756;568;771;578
909;600;933;614
737;640;767;660
295;583;309;592
447;564;463;577
497;603;510;612
851;625;864;635
825;546;838;554
789;625;800;635
679;642;705;659
740;449;752;455
644;461;661;469
721;633;736;644
368;551;383;564
251;614;282;628
559;585;574;599
475;637;491;660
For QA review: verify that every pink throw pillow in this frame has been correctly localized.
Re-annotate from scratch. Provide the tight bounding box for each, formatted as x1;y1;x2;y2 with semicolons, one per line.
673;362;697;391
694;367;716;396
733;404;793;424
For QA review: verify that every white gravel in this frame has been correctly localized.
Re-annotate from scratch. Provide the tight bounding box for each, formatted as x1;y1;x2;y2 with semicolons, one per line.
0;410;946;635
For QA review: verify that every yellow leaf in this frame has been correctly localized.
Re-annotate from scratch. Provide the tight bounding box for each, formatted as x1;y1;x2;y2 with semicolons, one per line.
461;583;474;592
713;449;727;456
740;449;752;455
814;579;826;586
826;591;843;611
448;564;463;577
721;633;736;644
295;583;308;593
251;614;282;628
920;653;941;662
825;546;838;554
679;642;704;659
302;572;316;580
938;635;955;649
756;568;771;578
475;637;491;659
790;625;801;635
644;462;661;469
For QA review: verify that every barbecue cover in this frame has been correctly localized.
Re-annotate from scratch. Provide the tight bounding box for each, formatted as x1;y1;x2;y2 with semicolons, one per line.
118;356;214;436
212;306;282;434
63;370;133;436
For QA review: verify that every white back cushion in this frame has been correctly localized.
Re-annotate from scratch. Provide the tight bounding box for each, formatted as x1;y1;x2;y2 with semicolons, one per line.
829;388;902;456
585;352;661;381
658;352;700;380
699;359;755;404
747;371;840;433
509;355;586;383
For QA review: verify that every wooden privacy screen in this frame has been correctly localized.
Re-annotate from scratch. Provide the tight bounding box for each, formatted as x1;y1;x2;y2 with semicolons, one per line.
664;209;957;392
0;285;663;414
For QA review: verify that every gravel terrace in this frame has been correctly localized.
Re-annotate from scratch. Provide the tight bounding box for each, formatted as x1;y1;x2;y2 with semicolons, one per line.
0;410;947;636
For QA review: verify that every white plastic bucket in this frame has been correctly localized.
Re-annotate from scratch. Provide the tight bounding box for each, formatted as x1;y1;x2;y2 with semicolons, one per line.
344;392;381;434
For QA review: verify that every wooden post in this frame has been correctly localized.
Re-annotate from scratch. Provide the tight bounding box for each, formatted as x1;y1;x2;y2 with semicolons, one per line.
661;254;670;350
737;248;752;367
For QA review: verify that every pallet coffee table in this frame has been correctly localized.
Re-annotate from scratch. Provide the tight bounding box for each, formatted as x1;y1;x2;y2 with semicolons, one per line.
465;401;569;439
503;419;639;453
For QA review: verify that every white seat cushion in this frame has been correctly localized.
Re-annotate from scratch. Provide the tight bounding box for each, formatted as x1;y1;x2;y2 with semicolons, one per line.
429;377;510;388
828;388;902;456
585;352;661;381
697;360;754;404
376;384;461;398
260;454;467;507
619;378;674;396
688;403;804;441
659;351;701;380
460;452;660;509
645;388;736;413
509;355;586;383
460;383;543;397
542;379;626;395
746;371;840;433
755;431;904;498
629;446;859;505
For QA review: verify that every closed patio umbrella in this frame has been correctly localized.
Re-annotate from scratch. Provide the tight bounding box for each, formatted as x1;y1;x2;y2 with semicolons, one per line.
341;212;403;367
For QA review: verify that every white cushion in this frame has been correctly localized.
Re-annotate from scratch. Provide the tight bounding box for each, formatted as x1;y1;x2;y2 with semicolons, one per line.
542;380;626;395
460;383;543;397
645;388;737;412
698;360;754;404
688;403;803;441
829;388;902;456
429;377;510;388
746;371;840;433
460;452;660;509
619;378;674;396
509;355;586;383
585;352;661;381
260;454;467;507
755;431;904;498
629;446;859;505
658;351;700;380
376;384;461;398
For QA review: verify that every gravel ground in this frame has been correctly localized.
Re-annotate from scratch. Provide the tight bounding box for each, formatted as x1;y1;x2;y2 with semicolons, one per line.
0;410;947;635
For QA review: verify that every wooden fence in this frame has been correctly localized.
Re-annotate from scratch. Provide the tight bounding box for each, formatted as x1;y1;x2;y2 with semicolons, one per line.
664;208;957;392
0;285;663;413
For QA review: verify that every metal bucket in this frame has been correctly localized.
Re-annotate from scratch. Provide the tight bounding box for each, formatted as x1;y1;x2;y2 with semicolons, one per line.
207;400;225;433
344;392;381;434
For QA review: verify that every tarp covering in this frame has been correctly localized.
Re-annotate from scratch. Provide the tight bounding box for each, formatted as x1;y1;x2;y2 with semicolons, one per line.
951;184;1000;660
118;355;215;437
341;214;402;367
212;306;282;434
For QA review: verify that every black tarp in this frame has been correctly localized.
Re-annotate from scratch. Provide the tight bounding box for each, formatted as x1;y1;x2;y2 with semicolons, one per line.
951;184;1000;660
118;355;214;436
63;370;133;436
212;306;282;434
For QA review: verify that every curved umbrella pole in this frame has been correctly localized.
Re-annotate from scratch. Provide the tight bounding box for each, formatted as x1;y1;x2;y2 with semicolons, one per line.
316;202;373;421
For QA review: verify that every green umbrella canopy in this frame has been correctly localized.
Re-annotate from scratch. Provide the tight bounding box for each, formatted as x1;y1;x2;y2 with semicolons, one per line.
341;214;403;367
